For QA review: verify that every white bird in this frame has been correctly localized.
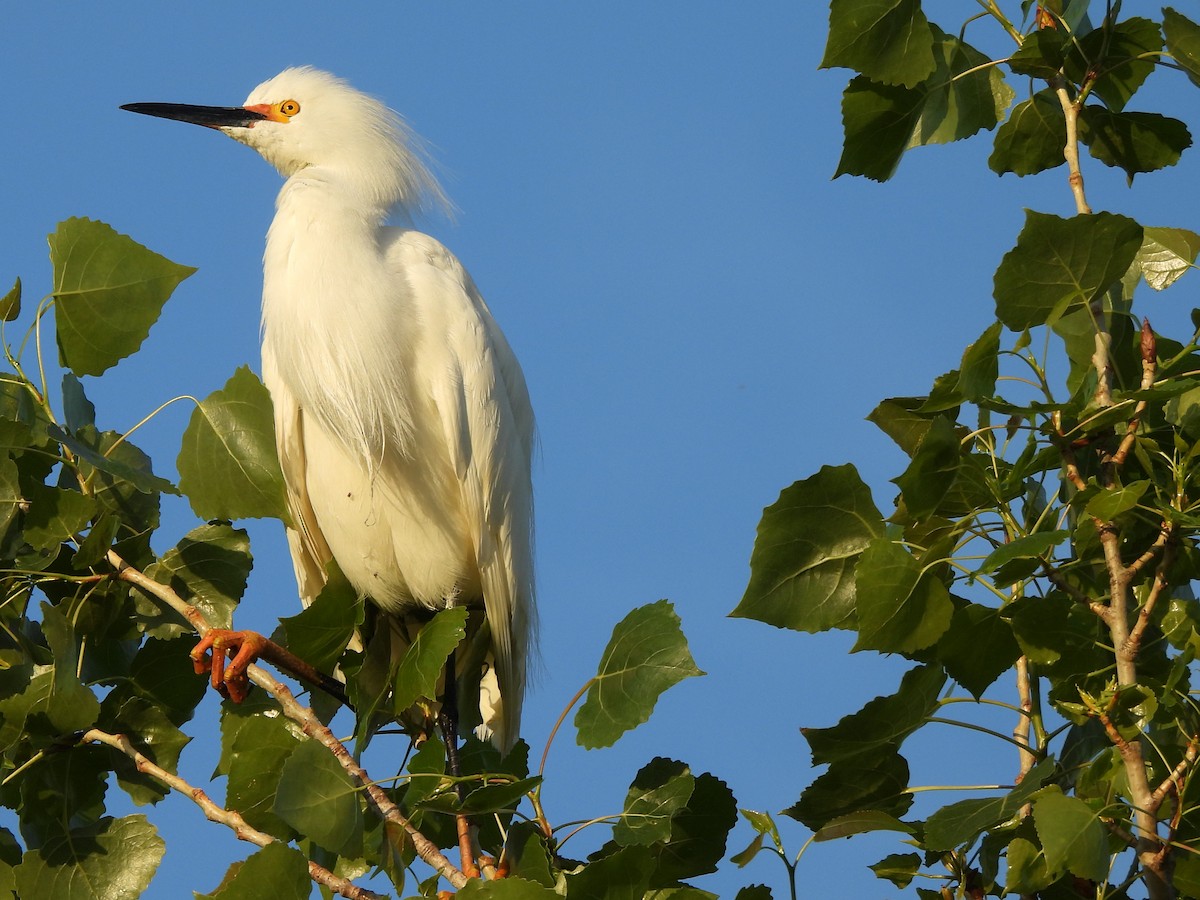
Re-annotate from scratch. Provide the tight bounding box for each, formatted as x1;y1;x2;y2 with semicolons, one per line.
123;67;536;750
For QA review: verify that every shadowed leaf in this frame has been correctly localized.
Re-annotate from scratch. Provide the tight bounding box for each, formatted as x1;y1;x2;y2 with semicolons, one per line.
280;563;361;671
734;464;882;632
853;539;954;653
197;841;310;900
821;0;936;88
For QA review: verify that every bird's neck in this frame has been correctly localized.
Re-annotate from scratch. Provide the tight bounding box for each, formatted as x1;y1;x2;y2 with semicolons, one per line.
260;171;418;461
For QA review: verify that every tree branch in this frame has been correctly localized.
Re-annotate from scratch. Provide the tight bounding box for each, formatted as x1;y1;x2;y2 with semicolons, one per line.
81;728;383;900
105;551;468;889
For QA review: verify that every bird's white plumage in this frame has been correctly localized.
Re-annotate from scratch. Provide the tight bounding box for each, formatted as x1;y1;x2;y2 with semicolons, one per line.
233;67;535;748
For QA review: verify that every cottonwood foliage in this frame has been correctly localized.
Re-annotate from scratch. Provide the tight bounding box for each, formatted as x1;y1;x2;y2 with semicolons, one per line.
0;234;723;893
733;2;1200;898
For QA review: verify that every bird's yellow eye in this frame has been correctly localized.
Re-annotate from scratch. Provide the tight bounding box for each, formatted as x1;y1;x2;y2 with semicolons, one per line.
278;100;301;118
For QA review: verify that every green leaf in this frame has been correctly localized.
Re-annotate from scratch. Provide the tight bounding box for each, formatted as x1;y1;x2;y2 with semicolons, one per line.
786;750;911;830
867;398;942;455
813;810;916;842
17;746;109;847
14;815;164;900
989;91;1067;176
566;846;655;900
803;665;946;766
892;416;959;519
48;423;175;496
22;483;98;553
1004;593;1096;667
575;600;703;749
178;365;288;520
223;709;302;839
389;605;468;715
643;769;737;885
457;876;563;900
924;757;1056;850
1165;7;1200;88
836;29;1012;181
870;852;921;888
199;841;311;900
273;738;363;857
1079;107;1192;183
734;887;773;900
49;217;195;376
957;322;1002;401
993;210;1144;330
0;277;20;321
139;523;252;637
1007;29;1068;78
1032;788;1108;882
853;539;953;653
1131;226;1200;291
40;602;101;733
979;530;1069;574
61;374;95;432
279;564;361;672
613;757;695;847
100;696;191;806
936;602;1022;698
733;464;883;632
1084;480;1149;521
1066;17;1162;113
821;0;935;88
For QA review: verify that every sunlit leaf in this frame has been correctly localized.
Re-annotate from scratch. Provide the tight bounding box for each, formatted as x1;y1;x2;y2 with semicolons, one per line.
178;365;287;521
273;738;363;857
1032;788;1108;882
575;600;703;749
1131;226;1200;291
814;810;916;842
139;523;252;637
1084;480;1149;521
1165;7;1200;87
957;322;1002;401
198;841;310;900
14;815;164;900
279;563;361;672
979;530;1069;574
994;211;1144;330
734;464;883;632
0;277;20;322
50;218;195;376
853;539;953;653
224;711;302;839
924;757;1056;850
613;758;695;847
40;602;101;733
390;605;468;714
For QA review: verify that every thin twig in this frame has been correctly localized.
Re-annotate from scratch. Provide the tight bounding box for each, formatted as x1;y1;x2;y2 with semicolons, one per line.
82;729;383;900
105;551;468;889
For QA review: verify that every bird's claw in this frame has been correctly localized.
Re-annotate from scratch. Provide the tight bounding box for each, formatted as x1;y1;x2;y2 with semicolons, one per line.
191;629;267;703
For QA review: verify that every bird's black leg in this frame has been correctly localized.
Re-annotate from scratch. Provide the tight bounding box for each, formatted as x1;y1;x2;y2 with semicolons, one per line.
438;651;466;799
438;651;478;877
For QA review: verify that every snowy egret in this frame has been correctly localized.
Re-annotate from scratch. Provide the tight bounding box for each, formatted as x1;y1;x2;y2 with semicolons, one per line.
122;67;536;751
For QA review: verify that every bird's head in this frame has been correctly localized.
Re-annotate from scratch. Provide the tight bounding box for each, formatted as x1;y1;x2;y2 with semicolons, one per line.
122;66;445;213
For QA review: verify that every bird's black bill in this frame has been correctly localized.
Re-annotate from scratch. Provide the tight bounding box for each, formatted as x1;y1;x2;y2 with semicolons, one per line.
120;102;267;129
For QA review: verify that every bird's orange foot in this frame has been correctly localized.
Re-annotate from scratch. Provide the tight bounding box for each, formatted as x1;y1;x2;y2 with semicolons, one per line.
191;629;268;703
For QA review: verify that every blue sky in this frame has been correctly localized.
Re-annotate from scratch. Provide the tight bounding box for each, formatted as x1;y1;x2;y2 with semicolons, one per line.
3;3;1198;897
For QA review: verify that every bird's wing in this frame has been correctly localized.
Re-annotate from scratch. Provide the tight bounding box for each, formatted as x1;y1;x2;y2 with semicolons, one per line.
262;344;334;607
387;230;536;750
